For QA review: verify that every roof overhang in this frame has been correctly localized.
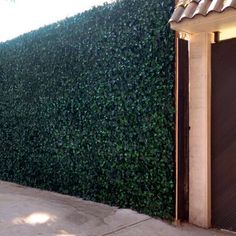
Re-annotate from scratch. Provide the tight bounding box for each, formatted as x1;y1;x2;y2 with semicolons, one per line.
170;8;236;34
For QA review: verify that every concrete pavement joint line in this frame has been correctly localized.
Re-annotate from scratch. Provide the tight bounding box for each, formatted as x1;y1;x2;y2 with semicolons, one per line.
99;217;152;236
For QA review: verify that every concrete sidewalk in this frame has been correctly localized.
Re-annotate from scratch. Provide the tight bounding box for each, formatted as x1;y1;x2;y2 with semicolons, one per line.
0;181;234;236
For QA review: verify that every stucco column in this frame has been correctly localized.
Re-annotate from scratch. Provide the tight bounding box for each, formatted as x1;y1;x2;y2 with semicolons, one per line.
189;32;211;228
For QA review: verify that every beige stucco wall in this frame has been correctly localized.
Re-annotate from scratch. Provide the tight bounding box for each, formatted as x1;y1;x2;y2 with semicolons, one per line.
188;32;212;228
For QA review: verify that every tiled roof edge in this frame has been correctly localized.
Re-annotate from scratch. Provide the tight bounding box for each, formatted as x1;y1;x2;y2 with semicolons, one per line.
169;0;236;24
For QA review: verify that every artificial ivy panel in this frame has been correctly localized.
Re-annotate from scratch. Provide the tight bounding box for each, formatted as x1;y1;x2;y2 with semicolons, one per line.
0;0;175;219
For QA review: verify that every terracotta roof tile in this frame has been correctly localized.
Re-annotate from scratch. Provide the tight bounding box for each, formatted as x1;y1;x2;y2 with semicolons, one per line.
169;0;236;23
222;0;236;10
169;5;185;22
179;1;199;21
194;0;212;16
207;0;223;12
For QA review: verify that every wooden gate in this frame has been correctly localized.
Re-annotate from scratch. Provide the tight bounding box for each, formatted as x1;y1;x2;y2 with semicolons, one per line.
212;38;236;232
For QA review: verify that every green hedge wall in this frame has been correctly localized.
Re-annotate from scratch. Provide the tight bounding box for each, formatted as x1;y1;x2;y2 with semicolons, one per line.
0;0;175;219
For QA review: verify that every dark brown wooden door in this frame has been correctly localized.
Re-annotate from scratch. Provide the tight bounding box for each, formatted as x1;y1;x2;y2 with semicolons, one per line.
212;38;236;232
177;38;189;221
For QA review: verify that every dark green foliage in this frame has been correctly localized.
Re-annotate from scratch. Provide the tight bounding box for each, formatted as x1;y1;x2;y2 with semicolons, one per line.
0;0;175;219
